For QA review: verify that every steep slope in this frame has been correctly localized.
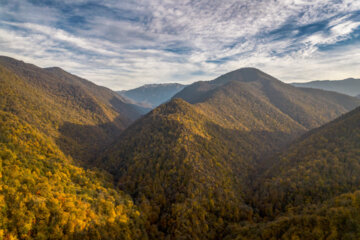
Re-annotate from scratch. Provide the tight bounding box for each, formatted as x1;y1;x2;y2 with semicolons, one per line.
253;106;360;215
99;68;360;239
45;67;148;117
292;78;360;96
228;106;360;239
99;99;258;239
0;110;147;239
118;83;186;108
0;56;143;162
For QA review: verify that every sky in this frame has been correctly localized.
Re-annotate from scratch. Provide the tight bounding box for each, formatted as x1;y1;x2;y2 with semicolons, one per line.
1;0;360;90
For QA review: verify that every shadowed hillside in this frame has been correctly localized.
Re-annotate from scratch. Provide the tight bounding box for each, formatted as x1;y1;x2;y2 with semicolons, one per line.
228;106;360;239
0;56;144;162
254;106;360;215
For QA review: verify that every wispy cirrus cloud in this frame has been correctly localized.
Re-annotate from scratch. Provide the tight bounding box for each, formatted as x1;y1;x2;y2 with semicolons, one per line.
0;0;360;89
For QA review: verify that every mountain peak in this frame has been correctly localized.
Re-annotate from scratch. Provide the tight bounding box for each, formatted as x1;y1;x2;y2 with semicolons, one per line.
152;97;193;116
212;67;278;85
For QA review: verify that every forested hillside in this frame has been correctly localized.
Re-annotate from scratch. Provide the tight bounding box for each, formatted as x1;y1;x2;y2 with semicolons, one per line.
99;99;261;239
2;57;360;240
254;106;360;215
228;105;360;239
0;56;143;162
0;57;150;239
226;190;360;239
0;110;147;239
99;68;360;239
175;68;360;131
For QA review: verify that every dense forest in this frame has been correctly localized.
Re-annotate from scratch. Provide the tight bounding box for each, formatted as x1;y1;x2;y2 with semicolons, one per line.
0;56;144;163
1;56;360;239
0;111;147;239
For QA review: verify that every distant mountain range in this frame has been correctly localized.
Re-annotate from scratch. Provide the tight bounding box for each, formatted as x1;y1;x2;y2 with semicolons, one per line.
292;78;360;96
2;56;360;239
117;83;186;109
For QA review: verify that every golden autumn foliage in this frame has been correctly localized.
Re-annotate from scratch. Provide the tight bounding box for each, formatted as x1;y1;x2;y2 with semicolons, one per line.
0;111;147;239
0;56;142;163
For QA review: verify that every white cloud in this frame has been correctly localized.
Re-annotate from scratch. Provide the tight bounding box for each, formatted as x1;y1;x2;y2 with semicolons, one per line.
0;0;360;89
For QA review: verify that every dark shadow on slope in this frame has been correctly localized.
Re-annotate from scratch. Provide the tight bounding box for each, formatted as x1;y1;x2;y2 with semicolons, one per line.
55;117;124;165
202;120;303;184
55;95;148;165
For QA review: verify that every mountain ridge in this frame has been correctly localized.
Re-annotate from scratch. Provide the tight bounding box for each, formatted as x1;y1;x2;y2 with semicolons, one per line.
0;55;144;162
118;83;186;109
175;68;360;130
292;77;360;96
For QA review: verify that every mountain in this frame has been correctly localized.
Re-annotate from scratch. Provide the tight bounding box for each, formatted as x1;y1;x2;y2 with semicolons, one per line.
98;68;360;239
99;99;257;239
0;56;149;239
175;68;360;130
292;78;360;96
229;105;360;239
357;94;360;99
3;56;360;239
118;83;186;109
0;56;144;162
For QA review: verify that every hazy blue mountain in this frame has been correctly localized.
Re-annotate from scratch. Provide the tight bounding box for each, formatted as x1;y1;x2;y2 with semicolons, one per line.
291;78;360;96
117;83;186;108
